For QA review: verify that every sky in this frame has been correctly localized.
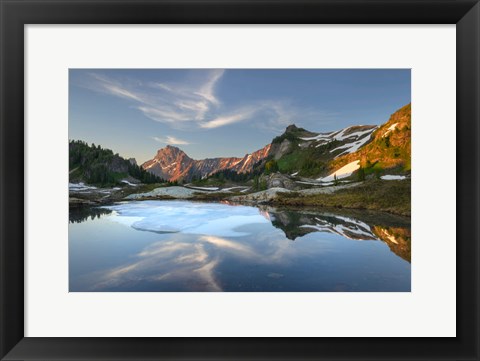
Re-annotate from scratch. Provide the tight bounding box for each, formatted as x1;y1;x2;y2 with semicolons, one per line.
69;69;410;164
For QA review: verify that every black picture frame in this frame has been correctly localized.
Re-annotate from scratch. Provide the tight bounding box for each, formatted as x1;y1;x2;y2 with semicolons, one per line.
1;0;478;360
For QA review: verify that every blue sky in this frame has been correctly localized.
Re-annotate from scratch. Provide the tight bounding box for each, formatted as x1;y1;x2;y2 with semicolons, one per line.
69;69;410;163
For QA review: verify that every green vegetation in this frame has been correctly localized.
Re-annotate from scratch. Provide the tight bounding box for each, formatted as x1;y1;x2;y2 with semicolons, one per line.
273;179;411;216
69;140;164;187
357;166;366;181
252;175;268;191
275;142;337;177
264;159;279;174
331;103;411;175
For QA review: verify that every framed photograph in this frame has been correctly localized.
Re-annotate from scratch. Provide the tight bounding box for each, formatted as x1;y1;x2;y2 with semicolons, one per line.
1;0;478;360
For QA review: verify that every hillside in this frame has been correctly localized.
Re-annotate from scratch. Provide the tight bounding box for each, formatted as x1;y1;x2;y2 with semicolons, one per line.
69;140;163;186
330;104;411;176
258;104;411;182
262;123;378;178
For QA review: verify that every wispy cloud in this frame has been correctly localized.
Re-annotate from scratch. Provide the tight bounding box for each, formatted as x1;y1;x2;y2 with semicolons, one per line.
147;70;225;122
76;70;334;132
153;135;190;145
200;108;256;129
88;73;148;103
194;69;224;106
81;70;225;128
139;106;192;123
198;102;298;131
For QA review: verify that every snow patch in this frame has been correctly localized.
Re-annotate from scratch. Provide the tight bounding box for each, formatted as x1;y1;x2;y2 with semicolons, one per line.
381;175;407;180
318;160;360;182
69;182;97;191
382;123;398;137
300;132;333;141
144;160;159;170
329;131;374;157
161;162;177;170
302;126;376;156
296;180;333;186
186;186;220;191
222;186;249;192
121;180;138;187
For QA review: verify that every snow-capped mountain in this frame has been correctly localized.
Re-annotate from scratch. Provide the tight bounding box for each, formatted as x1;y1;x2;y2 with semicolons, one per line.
142;144;271;181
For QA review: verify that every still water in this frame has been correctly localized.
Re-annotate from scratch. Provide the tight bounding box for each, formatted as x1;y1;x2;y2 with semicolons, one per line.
69;200;411;292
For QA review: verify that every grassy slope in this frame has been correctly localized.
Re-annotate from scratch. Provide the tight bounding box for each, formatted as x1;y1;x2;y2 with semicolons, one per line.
272;179;411;217
275;141;341;177
330;103;411;175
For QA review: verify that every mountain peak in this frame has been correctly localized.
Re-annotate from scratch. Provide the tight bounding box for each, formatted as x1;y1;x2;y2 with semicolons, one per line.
153;145;189;164
165;144;180;150
285;124;299;132
157;145;184;154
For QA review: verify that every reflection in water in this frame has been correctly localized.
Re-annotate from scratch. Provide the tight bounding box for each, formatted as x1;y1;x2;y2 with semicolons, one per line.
372;226;411;263
69;206;112;224
267;208;411;262
92;237;222;291
69;201;411;292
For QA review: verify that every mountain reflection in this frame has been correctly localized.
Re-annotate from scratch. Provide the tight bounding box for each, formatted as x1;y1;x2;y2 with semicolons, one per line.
262;206;411;262
372;226;411;263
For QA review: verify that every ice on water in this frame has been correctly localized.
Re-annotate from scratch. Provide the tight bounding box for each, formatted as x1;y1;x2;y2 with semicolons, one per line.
101;200;270;237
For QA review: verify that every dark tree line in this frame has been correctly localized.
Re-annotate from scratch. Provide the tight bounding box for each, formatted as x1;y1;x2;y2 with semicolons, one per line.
126;162;164;184
69;140;164;186
208;168;253;182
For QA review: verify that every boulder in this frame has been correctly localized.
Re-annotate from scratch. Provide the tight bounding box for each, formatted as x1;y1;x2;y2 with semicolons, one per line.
266;172;297;190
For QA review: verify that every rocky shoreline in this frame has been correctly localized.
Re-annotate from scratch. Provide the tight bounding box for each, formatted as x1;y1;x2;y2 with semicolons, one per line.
69;178;410;217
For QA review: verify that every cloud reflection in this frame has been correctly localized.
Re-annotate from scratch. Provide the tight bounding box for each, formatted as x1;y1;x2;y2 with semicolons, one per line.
91;236;222;291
